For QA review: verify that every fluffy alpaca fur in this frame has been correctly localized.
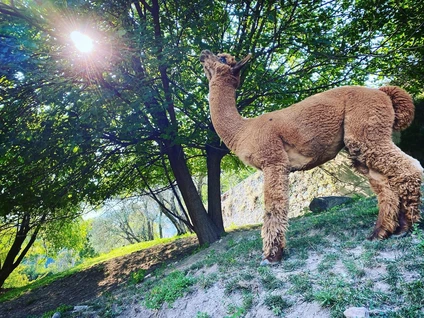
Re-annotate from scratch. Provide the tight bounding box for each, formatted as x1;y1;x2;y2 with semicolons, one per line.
200;50;423;264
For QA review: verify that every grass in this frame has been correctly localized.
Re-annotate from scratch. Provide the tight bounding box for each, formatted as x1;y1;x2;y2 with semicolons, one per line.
264;294;291;316
0;234;191;303
40;304;73;318
123;196;423;317
7;192;424;318
144;270;196;309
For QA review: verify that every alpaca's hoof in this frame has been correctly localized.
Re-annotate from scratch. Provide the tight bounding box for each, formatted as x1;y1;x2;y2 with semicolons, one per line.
367;227;390;240
392;225;411;238
260;248;283;266
391;231;410;239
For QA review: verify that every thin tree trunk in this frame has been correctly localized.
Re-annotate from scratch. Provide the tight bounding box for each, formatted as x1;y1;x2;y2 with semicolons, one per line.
206;144;226;235
166;142;221;245
0;213;45;288
158;210;163;238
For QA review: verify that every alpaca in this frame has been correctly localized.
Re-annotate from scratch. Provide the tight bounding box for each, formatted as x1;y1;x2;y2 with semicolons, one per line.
200;50;423;265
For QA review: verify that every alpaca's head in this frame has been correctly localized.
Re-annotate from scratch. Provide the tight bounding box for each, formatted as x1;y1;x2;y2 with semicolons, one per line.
200;50;251;88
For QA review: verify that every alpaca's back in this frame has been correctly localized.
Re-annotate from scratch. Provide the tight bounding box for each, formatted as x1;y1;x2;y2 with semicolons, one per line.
245;86;413;171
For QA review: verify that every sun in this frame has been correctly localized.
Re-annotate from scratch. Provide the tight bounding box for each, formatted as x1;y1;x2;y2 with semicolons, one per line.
70;31;93;53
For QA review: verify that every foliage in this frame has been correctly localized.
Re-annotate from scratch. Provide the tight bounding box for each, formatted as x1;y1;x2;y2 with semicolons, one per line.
2;264;29;289
128;269;146;285
40;217;90;256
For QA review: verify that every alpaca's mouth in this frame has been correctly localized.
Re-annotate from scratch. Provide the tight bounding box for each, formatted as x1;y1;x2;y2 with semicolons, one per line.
199;50;213;63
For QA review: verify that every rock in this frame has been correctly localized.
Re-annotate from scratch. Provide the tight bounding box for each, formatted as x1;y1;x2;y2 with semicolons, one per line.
309;196;354;213
343;307;369;318
51;313;61;318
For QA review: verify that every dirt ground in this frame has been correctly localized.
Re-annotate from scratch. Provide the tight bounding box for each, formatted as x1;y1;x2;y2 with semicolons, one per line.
0;236;199;318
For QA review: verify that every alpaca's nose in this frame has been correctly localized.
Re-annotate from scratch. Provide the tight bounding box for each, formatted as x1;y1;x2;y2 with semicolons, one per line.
200;50;213;62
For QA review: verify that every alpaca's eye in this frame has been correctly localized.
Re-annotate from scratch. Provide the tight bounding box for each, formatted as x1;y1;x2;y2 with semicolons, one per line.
219;56;227;64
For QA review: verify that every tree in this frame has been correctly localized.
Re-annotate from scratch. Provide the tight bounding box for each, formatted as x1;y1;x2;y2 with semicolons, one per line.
0;2;130;287
89;198;159;253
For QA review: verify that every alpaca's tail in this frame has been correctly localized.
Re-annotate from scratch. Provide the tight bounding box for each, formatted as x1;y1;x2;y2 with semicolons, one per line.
379;86;415;131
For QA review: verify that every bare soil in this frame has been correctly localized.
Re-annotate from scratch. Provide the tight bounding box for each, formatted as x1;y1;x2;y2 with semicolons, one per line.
0;236;198;318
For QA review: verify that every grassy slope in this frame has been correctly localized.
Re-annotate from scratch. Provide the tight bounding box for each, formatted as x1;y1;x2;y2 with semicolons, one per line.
3;195;424;318
0;235;189;303
116;196;424;318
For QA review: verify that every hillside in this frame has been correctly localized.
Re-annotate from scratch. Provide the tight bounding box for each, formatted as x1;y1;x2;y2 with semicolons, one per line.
1;193;423;318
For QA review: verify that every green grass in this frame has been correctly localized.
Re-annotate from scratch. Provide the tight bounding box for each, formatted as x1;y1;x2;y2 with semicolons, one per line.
40;304;73;318
144;270;196;309
0;234;191;303
263;294;291;316
5;194;424;318
128;268;146;285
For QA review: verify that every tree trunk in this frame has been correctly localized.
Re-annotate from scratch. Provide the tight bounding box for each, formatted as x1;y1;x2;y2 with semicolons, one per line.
206;144;227;235
0;212;44;288
169;196;192;235
166;142;221;245
158;210;163;238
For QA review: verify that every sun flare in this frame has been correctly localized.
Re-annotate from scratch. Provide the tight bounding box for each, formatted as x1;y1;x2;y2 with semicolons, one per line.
70;31;93;53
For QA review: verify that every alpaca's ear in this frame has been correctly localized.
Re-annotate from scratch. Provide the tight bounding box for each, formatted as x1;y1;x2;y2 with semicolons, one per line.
231;54;252;76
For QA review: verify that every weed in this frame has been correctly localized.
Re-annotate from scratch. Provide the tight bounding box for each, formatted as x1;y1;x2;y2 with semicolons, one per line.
258;266;282;290
128;269;146;285
242;291;254;311
402;280;424;305
288;272;313;301
240;270;255;281
227;238;236;248
224;276;248;295
196;312;211;318
197;273;218;289
144;271;195;309
223;290;254;318
41;304;73;318
263;294;291;316
343;259;366;278
317;253;339;272
384;262;401;289
283;258;307;271
412;223;424;250
360;249;378;267
225;304;246;318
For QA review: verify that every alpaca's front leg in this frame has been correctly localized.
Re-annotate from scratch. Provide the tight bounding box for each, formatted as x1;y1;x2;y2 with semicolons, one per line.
261;164;290;265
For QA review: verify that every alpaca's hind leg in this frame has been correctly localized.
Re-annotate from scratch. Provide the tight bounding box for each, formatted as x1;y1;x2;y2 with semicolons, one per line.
261;164;290;265
349;142;422;239
389;152;423;234
352;159;400;239
367;170;400;239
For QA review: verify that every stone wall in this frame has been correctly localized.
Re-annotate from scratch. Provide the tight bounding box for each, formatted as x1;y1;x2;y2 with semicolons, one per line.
222;152;373;228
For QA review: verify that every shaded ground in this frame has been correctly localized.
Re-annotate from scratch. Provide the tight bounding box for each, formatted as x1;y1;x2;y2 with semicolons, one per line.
0;236;198;318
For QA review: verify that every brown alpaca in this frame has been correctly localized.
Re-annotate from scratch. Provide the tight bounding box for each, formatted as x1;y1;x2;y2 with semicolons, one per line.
200;50;423;265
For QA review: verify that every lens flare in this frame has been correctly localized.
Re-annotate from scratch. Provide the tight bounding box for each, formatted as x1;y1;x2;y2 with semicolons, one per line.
70;31;93;53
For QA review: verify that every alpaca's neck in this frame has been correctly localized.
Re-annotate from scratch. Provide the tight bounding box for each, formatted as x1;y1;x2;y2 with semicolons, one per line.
209;81;245;150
